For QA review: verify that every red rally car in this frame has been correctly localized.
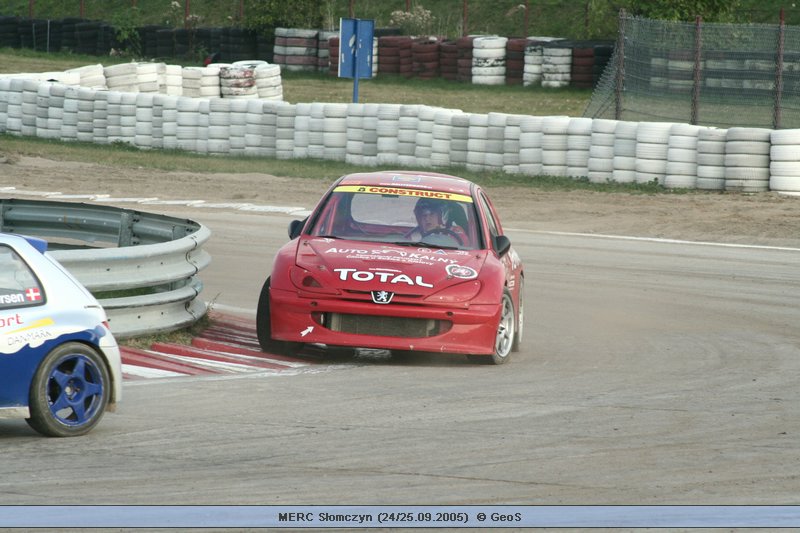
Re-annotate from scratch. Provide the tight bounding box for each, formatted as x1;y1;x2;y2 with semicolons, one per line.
257;171;524;364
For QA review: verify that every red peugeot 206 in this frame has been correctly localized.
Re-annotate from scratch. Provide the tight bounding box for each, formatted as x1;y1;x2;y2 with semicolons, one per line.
257;171;524;364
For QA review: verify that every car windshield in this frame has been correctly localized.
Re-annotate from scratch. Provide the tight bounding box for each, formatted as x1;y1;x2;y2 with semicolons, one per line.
308;187;482;250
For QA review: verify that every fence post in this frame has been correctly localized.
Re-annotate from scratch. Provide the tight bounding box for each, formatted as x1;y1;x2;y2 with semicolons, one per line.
462;0;468;37
691;16;702;125
774;8;785;130
614;9;626;120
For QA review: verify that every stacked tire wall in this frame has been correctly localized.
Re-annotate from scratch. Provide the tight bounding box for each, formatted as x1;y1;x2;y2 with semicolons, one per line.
2;13;614;88
4;65;800;196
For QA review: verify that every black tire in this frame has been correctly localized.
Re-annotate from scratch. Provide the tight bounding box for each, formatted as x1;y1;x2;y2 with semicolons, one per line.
27;343;111;437
256;277;302;356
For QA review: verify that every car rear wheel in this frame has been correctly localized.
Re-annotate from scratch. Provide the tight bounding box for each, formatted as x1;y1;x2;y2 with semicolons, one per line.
256;277;302;356
468;290;516;365
27;343;111;437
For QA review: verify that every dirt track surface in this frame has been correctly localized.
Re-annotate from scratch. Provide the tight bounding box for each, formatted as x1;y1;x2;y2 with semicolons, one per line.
2;155;800;248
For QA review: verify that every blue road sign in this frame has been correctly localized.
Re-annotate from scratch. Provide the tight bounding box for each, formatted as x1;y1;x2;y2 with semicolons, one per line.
339;17;374;102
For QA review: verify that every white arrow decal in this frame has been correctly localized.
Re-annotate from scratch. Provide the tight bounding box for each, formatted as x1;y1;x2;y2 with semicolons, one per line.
300;326;314;337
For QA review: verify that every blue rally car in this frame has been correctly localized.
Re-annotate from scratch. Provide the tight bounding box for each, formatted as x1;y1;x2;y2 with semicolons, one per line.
0;233;122;437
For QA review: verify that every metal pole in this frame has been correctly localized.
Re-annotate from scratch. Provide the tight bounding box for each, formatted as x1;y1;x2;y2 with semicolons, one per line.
29;0;34;19
185;0;190;29
81;0;85;18
353;21;360;103
463;0;468;37
614;9;626;120
350;0;355;18
524;0;529;37
774;8;785;129
691;16;702;125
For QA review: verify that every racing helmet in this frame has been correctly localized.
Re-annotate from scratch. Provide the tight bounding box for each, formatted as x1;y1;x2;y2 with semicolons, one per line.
414;197;450;226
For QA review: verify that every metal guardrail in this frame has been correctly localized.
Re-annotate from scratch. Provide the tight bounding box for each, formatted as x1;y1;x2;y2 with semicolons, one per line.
0;198;211;339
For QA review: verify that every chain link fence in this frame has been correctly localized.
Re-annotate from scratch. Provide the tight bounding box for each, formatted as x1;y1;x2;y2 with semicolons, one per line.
584;13;800;129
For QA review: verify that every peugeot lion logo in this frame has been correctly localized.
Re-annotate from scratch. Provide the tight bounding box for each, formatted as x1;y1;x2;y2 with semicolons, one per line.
371;290;394;304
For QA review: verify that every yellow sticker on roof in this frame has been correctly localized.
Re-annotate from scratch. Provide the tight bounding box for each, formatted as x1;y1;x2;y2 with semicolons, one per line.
335;185;473;203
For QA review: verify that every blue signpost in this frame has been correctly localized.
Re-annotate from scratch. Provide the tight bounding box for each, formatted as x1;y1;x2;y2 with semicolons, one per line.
338;17;374;103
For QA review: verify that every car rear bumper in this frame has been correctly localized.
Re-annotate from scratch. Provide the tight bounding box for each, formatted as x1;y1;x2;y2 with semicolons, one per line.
270;288;501;355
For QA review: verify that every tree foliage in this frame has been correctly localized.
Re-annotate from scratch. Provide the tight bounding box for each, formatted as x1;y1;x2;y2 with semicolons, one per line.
242;0;327;33
625;0;743;22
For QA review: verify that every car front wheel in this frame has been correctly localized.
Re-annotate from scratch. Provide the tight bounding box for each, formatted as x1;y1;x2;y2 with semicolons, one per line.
468;290;516;365
27;343;111;437
256;277;302;356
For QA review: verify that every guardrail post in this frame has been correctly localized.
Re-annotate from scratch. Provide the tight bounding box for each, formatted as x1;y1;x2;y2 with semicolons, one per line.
118;211;135;246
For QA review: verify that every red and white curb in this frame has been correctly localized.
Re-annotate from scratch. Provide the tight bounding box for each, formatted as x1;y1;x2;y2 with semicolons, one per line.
120;314;318;380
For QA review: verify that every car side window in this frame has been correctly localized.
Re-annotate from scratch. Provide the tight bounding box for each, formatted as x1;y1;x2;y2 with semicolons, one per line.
0;245;45;309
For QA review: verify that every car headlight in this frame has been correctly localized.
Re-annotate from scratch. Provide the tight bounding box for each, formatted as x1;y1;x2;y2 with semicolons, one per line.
289;266;341;295
423;280;482;304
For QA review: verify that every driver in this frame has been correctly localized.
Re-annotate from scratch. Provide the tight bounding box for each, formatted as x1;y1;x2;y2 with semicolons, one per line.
407;198;466;244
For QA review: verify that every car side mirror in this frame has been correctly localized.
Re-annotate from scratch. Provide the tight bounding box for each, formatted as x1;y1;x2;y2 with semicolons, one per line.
495;235;511;257
288;218;306;240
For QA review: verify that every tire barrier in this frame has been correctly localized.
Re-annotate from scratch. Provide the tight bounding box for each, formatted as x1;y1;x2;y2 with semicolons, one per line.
696;127;727;191
506;38;526;86
0;198;210;339
1;14;616;89
439;40;458;81
273;27;319;73
456;36;474;83
412;38;440;80
724;127;771;193
611;121;638;184
327;36;340;76
2;59;283;102
634;121;673;185
571;46;595;89
317;30;337;72
4;69;800;194
566;117;592;178
664;123;702;189
472;36;507;86
542;43;572;89
541;115;570;176
769;129;800;193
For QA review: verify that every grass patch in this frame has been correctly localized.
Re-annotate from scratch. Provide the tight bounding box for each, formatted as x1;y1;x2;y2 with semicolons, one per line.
121;313;213;348
0;47;135;74
0;48;593;117
280;71;593;117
